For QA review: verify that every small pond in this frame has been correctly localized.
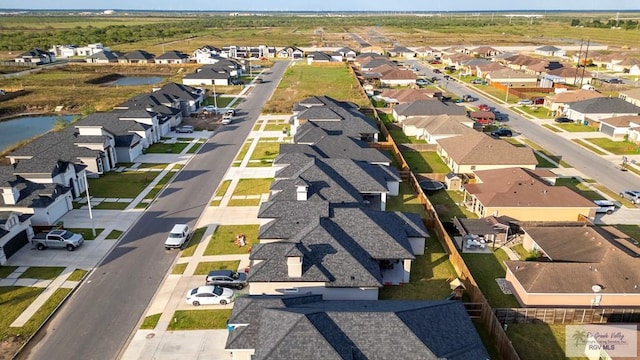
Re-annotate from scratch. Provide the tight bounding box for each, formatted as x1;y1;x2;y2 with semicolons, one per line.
0;114;75;152
106;76;164;86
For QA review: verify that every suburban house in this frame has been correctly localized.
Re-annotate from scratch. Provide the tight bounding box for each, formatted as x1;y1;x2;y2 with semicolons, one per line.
392;99;467;122
154;50;190;64
49;45;78;58
182;67;233;86
249;206;427;299
335;47;357;61
564;97;640;124
306;51;333;63
291;96;379;141
501;54;545;72
485;68;538;86
458;58;492;76
280;130;391;165
365;64;417;86
475;62;507;78
85;50;119;64
14;48;55;64
598;115;640;143
545;66;593;86
436;133;537;174
619;88;640;107
401;114;475;143
374;88;442;107
118;50;155;64
359;58;395;72
534;45;566;57
277;46;304;60
269;156;400;209
462;167;596;221
470;46;501;57
505;225;640;307
0;212;36;265
225;295;489;360
191;45;222;64
387;46;415;59
544;89;604;114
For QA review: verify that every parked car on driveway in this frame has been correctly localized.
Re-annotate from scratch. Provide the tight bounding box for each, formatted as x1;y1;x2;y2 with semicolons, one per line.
607;78;623;84
554;117;573;123
619;190;640;204
470;78;485;85
516;99;534;106
478;104;490;112
185;285;234;306
594;200;617;215
32;230;84;251
206;270;248;289
490;128;513;137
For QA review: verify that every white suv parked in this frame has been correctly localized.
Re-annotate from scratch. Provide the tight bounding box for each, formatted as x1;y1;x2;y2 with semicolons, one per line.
165;224;190;250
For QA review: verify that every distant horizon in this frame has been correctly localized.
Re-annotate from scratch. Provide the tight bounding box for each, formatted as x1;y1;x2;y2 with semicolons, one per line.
0;0;638;12
2;8;640;13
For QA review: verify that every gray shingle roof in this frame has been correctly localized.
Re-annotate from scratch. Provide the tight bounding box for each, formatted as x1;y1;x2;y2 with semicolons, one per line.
567;97;640;114
87;50;118;60
280;133;391;164
395;99;468;116
123;49;155;60
0;176;71;208
249;218;384;287
155;50;189;60
226;296;489;360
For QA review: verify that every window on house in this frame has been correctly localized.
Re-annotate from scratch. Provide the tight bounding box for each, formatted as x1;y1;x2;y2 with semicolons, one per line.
284;288;299;294
470;166;476;171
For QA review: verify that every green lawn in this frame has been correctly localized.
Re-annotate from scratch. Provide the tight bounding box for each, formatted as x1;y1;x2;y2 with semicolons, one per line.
386;182;428;218
571;139;607;155
181;227;206;257
428;190;477;223
87;172;157;198
510;244;528;260
106;230;123;240
227;198;262;206
167;309;232;330
517;105;551;119
0;286;46;341
249;141;281;164
403;151;450;173
586;138;640;155
379;234;457;300
171;263;187;275
461;249;520;308
140;313;162;329
234;141;253;163
144;171;176;199
387;126;427;144
144;142;189;154
64;228;104;240
186;140;205;154
0;266;18;278
521;139;571;168
534;153;558;168
264;63;368;114
66;269;88;282
193;261;241;276
555;123;597;132
231;178;273;197
507;324;587;360
614;225;640;245
137;163;169;170
263;121;290;132
94;202;129;210
203;225;259;256
214;180;232;198
19;267;64;280
554;178;604;201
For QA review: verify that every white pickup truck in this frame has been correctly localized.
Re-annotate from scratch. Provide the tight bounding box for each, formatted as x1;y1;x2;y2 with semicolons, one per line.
32;230;84;251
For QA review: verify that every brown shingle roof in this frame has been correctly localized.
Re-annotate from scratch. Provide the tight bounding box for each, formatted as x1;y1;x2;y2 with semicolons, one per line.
379;89;438;103
599;115;640;127
547;89;604;103
437;133;537;166
505;226;640;294
465;167;596;208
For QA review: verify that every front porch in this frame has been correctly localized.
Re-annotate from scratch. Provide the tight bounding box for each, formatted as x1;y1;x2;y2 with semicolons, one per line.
380;259;405;285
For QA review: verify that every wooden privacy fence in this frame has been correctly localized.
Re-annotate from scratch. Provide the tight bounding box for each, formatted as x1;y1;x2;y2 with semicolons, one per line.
367;104;521;360
495;307;640;325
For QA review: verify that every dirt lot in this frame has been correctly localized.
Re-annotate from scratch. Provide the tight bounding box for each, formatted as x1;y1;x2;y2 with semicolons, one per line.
183;112;222;131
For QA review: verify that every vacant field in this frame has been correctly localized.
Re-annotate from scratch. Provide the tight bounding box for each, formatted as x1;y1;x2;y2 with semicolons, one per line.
0;64;191;116
264;63;368;114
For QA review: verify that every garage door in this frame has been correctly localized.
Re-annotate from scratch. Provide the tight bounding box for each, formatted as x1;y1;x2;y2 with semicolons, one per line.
2;230;28;259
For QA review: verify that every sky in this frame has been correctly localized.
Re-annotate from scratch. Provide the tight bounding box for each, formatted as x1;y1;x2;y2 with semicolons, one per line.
1;0;638;12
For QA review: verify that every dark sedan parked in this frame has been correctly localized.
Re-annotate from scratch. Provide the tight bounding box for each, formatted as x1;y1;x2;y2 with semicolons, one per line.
490;128;513;137
554;117;573;123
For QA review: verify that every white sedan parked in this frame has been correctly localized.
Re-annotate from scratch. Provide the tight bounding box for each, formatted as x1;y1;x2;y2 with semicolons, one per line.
185;285;234;306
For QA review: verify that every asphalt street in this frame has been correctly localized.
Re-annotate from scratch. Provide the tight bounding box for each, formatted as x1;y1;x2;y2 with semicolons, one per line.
23;60;290;360
407;60;640;193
